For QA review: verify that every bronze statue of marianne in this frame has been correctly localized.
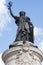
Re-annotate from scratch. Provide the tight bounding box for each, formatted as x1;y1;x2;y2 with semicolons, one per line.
8;2;34;43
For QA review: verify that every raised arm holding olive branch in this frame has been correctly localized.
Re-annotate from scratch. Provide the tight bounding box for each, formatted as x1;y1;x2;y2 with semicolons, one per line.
8;2;18;19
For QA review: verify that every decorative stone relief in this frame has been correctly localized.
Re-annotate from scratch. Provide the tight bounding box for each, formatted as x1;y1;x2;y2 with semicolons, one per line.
12;50;41;65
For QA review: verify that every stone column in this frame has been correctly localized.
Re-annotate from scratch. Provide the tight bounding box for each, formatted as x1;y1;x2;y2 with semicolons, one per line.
2;41;43;65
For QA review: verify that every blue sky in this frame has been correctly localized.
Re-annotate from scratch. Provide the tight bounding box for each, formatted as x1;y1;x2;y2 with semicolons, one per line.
0;0;43;53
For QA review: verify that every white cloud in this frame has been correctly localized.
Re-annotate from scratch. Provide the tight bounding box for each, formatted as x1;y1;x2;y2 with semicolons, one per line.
0;0;11;36
34;27;43;52
38;41;43;51
34;27;43;37
0;53;4;65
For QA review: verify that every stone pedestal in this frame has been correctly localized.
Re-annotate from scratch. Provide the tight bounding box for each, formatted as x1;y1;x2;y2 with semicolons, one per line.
2;41;43;65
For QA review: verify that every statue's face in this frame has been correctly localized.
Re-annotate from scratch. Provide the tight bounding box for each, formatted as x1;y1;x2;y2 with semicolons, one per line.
20;13;25;16
19;11;26;16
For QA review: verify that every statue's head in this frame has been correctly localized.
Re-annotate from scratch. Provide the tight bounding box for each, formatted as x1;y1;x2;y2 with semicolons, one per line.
19;11;26;16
